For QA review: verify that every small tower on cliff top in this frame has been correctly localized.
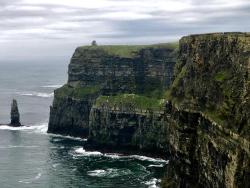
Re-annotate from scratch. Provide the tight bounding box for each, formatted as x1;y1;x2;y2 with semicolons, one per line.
10;99;21;126
91;40;97;46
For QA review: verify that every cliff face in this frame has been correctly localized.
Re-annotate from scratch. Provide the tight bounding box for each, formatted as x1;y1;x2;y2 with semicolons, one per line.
48;33;249;187
164;33;250;187
88;94;168;153
168;33;250;139
48;44;177;136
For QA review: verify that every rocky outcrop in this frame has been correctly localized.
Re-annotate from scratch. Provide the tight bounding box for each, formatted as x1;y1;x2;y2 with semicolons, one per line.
10;99;21;126
48;44;177;136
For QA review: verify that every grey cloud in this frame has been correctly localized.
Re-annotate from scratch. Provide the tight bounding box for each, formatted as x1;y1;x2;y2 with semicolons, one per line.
0;0;249;61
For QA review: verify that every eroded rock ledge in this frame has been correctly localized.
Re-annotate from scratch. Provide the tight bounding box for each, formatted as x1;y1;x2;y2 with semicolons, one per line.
48;33;249;187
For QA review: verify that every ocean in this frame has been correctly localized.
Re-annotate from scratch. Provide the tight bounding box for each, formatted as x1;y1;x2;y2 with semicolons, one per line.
0;61;167;188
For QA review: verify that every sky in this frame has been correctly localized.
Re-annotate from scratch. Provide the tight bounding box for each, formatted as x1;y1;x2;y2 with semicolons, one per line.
0;0;250;62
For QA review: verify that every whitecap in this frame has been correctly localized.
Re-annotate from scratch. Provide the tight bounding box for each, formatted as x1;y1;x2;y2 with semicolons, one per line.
31;123;48;134
103;153;168;164
0;123;48;134
48;133;87;141
104;153;123;159
148;164;164;168
52;163;60;168
87;168;131;178
144;178;161;188
0;125;35;131
74;147;103;156
87;169;106;177
34;173;42;180
128;155;169;163
18;172;42;184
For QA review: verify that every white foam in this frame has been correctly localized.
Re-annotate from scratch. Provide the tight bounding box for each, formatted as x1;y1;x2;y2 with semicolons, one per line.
87;169;106;177
74;147;103;156
18;91;54;98
52;163;60;168
41;84;63;88
48;133;87;141
103;153;168;163
0;123;48;134
104;153;123;159
128;155;169;163
148;164;164;168
34;173;42;180
18;172;42;184
32;123;48;134
0;125;35;131
144;178;161;188
102;153;169;165
87;168;131;178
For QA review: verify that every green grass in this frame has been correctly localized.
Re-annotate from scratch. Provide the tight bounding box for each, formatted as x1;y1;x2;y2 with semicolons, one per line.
77;42;179;58
55;84;100;98
94;94;166;111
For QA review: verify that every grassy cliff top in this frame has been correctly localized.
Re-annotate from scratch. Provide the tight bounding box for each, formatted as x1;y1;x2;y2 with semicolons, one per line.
94;94;166;111
75;42;178;58
54;84;101;99
181;32;250;43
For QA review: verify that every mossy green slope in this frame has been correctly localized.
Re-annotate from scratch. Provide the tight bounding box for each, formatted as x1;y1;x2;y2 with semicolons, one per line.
166;32;250;138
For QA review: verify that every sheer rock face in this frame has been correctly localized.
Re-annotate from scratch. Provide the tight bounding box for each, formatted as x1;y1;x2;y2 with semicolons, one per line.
48;44;177;136
10;99;21;126
162;33;250;188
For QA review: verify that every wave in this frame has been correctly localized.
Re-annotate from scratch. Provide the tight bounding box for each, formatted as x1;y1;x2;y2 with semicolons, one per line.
52;163;60;168
103;153;123;159
104;153;169;164
18;172;42;184
0;123;48;133
148;164;164;168
0;125;35;131
87;168;131;178
128;155;169;164
41;84;63;88
72;148;168;164
144;178;161;188
18;91;54;98
48;133;87;141
0;123;89;142
74;147;102;156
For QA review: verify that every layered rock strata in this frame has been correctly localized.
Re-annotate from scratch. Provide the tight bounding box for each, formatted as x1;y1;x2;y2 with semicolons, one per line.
48;44;177;137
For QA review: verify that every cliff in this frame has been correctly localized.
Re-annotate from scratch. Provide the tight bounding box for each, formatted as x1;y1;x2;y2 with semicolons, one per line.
162;33;250;187
48;43;177;137
48;33;249;187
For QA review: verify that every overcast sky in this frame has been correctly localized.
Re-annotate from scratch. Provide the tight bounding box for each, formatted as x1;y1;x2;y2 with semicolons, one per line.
0;0;249;62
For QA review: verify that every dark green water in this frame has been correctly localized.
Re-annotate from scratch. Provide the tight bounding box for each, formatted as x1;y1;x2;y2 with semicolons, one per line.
0;61;167;188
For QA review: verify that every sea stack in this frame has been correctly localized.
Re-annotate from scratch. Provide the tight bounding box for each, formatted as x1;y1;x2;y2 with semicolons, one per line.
10;99;21;126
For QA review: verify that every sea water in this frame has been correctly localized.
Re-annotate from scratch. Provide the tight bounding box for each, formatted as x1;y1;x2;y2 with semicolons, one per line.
0;61;166;188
